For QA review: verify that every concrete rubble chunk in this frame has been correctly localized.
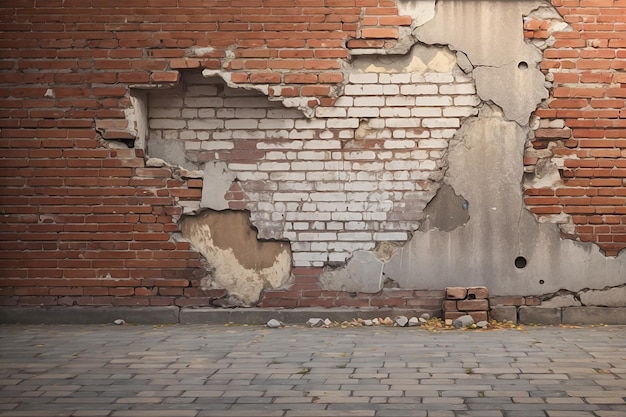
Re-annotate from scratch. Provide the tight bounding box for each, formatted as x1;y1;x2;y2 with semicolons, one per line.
363;319;373;326
408;317;420;326
306;318;324;327
395;316;408;327
446;287;468;300
420;313;431;321
266;319;283;328
476;320;489;328
452;314;474;329
323;318;332;327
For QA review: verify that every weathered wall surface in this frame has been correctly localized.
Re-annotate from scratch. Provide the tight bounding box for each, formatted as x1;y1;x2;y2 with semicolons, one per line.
0;0;625;310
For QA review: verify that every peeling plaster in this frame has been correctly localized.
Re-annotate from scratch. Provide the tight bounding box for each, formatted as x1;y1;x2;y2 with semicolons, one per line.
181;210;292;305
319;250;385;293
200;161;236;211
353;43;456;74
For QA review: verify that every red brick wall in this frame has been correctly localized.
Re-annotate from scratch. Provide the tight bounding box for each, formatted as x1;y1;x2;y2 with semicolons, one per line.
0;0;624;307
523;0;626;256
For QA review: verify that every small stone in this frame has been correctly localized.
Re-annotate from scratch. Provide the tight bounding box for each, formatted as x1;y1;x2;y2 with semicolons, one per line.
445;319;453;326
382;317;394;326
477;321;489;328
323;318;332;327
452;315;475;329
306;318;324;327
395;316;408;327
420;313;431;321
408;317;420;326
419;317;428;323
113;319;125;325
363;319;373;326
267;319;283;328
372;318;380;325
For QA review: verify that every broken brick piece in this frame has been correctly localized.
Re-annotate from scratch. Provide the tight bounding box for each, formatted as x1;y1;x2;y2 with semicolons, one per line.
467;286;489;300
446;287;467;300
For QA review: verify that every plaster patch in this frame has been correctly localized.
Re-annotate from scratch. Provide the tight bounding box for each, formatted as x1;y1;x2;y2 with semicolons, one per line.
201;161;237;211
181;210;292;305
354;44;456;74
319;250;384;293
398;0;436;27
579;286;626;307
420;184;469;232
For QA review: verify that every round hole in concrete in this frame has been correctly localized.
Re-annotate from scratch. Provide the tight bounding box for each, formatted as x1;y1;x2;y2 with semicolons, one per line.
518;61;529;71
539;279;545;285
514;256;527;269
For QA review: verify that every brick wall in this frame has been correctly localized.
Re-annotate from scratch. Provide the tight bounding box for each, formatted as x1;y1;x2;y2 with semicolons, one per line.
0;0;625;308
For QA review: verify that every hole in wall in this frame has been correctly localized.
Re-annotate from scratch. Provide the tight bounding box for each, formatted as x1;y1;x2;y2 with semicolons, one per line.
514;256;527;269
518;61;528;71
539;279;545;285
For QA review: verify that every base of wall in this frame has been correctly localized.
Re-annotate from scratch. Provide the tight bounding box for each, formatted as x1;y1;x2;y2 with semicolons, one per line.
1;306;626;325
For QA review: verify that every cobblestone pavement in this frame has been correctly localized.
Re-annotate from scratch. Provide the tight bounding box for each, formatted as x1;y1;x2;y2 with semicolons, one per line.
0;324;625;417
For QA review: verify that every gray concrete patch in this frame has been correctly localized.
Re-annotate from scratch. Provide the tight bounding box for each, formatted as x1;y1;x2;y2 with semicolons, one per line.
490;306;518;324
0;306;180;325
519;306;561;325
563;307;626;325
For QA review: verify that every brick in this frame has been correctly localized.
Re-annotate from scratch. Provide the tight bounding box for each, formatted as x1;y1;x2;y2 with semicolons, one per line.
446;287;467;300
467;286;489;300
457;299;489;312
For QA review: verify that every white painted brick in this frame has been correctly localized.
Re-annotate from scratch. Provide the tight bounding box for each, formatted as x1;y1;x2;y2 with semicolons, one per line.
184;97;223;107
290;241;311;251
149;119;186;129
418;139;448;149
439;83;476;95
386;96;415;106
269;171;305;181
345;182;378;191
348;107;379;118
326;118;359;129
347;192;369;201
265;151;287;160
311;242;329;251
233;130;266;139
329;242;376;251
258;162;290;171
344;84;384;96
327;222;344;230
279;181;314;191
346;202;366;211
264;129;290;139
237;171;269;180
334;96;354;107
374;232;408;241
319;130;334;139
454;95;482;106
258;119;295;129
271;211;285;221
430;129;457;138
182;109;198;118
301;202;317;211
304;139;341;150
363;211;387;221
298;232;337;241
400;84;438;95
411;150;429;159
162;130;178;140
307;171;351;181
282;231;297;241
198;108;216;118
292;251;328;262
315;182;343;191
367;119;386;129
406;129;430;138
377;151;393;159
329;252;349;262
316;202;346;212
411;107;442;117
197;131;210;140
201;141;234;150
267;108;303;118
394;171;410;180
351;161;384;171
420;160;437;170
353;96;386;107
422;118;460;128
411;73;426;82
224;97;272;107
184;141;200;150
188;119;224;130
217;108;234;118
385;118;421;128
415;96;453;106
186;85;218;96
410;170;430;180
383;140;416;149
295;119;326;129
392;130;406;139
383;85;400;95
273;192;309;201
349;73;378;84
316;107;347;118
338;232;372;241
289;130;315;139
344;151;376;160
385;160;421;170
346;221;367;230
338;130;355;139
228;163;258;171
311;221;326;230
291;161;325;170
235;108;266;118
332;211;363;222
180;131;197;140
286;212;331;221
310;192;347;202
225;119;258;129
324;160;349;170
257;141;303;150
424;73;455;83
297;151;329;160
356;171;377;181
380;107;411;118
443;107;479;117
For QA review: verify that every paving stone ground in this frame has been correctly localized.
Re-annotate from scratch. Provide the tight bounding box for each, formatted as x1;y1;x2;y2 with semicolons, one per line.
0;324;625;417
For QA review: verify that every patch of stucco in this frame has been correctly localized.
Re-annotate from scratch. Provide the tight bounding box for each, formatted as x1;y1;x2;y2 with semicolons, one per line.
319;250;384;293
181;210;292;305
353;43;456;74
420;184;469;232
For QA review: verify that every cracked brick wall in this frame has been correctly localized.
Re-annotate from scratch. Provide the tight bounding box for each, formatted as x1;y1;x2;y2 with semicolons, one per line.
0;0;625;309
